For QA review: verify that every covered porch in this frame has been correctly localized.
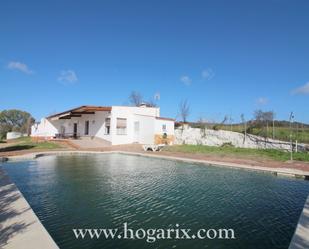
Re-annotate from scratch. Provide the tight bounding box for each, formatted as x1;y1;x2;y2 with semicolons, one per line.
47;105;112;139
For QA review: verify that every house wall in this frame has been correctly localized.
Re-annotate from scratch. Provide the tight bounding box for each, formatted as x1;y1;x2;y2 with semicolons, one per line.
154;119;175;145
133;115;156;144
91;111;112;142
107;106;160;145
31;111;112;142
109;107;134;145
73;111;112;142
31;118;59;138
112;106;160;117
31;106;173;146
155;119;175;135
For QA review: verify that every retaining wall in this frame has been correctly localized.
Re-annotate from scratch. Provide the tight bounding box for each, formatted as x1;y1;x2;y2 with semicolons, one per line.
175;127;306;151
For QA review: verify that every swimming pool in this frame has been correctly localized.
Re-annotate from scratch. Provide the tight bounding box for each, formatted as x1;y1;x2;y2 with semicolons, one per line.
2;153;309;249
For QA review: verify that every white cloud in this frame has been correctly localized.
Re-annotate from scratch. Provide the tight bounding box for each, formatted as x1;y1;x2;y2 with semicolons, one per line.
58;70;78;84
292;82;309;95
201;68;215;80
256;97;268;105
180;75;192;86
7;61;34;74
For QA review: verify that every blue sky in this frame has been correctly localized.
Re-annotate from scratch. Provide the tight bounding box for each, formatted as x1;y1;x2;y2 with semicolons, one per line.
1;0;308;123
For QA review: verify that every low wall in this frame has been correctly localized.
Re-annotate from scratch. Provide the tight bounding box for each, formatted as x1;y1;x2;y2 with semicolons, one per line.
6;132;23;140
175;127;306;151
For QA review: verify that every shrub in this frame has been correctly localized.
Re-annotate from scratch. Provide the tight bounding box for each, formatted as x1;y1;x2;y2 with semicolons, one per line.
221;142;234;148
213;125;219;131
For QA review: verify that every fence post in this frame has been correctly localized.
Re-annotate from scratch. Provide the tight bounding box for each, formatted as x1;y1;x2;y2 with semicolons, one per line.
295;140;298;153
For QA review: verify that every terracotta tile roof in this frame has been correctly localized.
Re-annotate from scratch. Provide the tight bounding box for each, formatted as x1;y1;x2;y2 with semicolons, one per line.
47;105;112;119
155;117;175;121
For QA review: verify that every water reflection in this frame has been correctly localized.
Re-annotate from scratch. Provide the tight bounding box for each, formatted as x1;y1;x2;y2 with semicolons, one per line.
3;154;309;249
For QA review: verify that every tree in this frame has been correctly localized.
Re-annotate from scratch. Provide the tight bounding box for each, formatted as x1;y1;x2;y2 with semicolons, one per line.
129;91;143;106
264;111;274;138
222;115;228;124
253;110;275;138
270;112;276;139
254;110;264;124
146;99;157;107
240;113;247;138
229;115;233;131
0;109;34;139
24;116;35;136
179;99;190;123
254;110;274;124
213;115;228;131
197;117;207;138
0;124;11;140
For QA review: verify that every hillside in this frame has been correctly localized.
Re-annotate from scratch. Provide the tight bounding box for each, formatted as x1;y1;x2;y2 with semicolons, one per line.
180;120;309;144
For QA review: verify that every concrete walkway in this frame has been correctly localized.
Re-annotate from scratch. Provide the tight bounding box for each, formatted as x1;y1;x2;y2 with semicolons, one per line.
0;169;59;249
67;137;111;149
289;195;309;249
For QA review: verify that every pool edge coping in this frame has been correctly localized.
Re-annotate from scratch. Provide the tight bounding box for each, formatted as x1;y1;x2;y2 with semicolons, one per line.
0;168;59;249
288;195;309;249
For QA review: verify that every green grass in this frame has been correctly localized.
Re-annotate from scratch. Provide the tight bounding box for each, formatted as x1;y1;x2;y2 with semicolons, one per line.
0;136;62;152
163;144;309;162
217;125;309;144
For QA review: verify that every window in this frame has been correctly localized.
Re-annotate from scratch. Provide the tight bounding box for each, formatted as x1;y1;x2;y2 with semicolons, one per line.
116;118;127;135
85;121;89;135
105;118;111;135
162;124;167;132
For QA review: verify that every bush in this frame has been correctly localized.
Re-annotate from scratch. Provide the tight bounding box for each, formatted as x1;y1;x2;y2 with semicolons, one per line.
246;126;253;134
213;125;219;131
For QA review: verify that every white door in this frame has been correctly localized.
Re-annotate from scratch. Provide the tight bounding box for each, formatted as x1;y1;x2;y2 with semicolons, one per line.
134;121;140;143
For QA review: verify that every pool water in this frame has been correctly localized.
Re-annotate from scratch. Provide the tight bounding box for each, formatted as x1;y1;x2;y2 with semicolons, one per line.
2;153;309;249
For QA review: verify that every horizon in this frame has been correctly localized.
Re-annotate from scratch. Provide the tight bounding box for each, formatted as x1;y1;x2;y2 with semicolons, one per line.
29;104;309;125
1;0;308;123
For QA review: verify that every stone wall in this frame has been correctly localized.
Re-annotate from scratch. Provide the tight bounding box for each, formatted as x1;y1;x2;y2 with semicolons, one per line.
175;127;306;151
154;134;175;145
6;132;23;140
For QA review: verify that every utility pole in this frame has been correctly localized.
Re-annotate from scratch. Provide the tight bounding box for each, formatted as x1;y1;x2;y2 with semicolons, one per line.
272;111;275;139
289;112;294;161
296;123;299;141
272;119;275;139
301;123;304;142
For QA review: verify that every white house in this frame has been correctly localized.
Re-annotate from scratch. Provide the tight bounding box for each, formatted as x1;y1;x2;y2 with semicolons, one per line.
31;105;175;145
